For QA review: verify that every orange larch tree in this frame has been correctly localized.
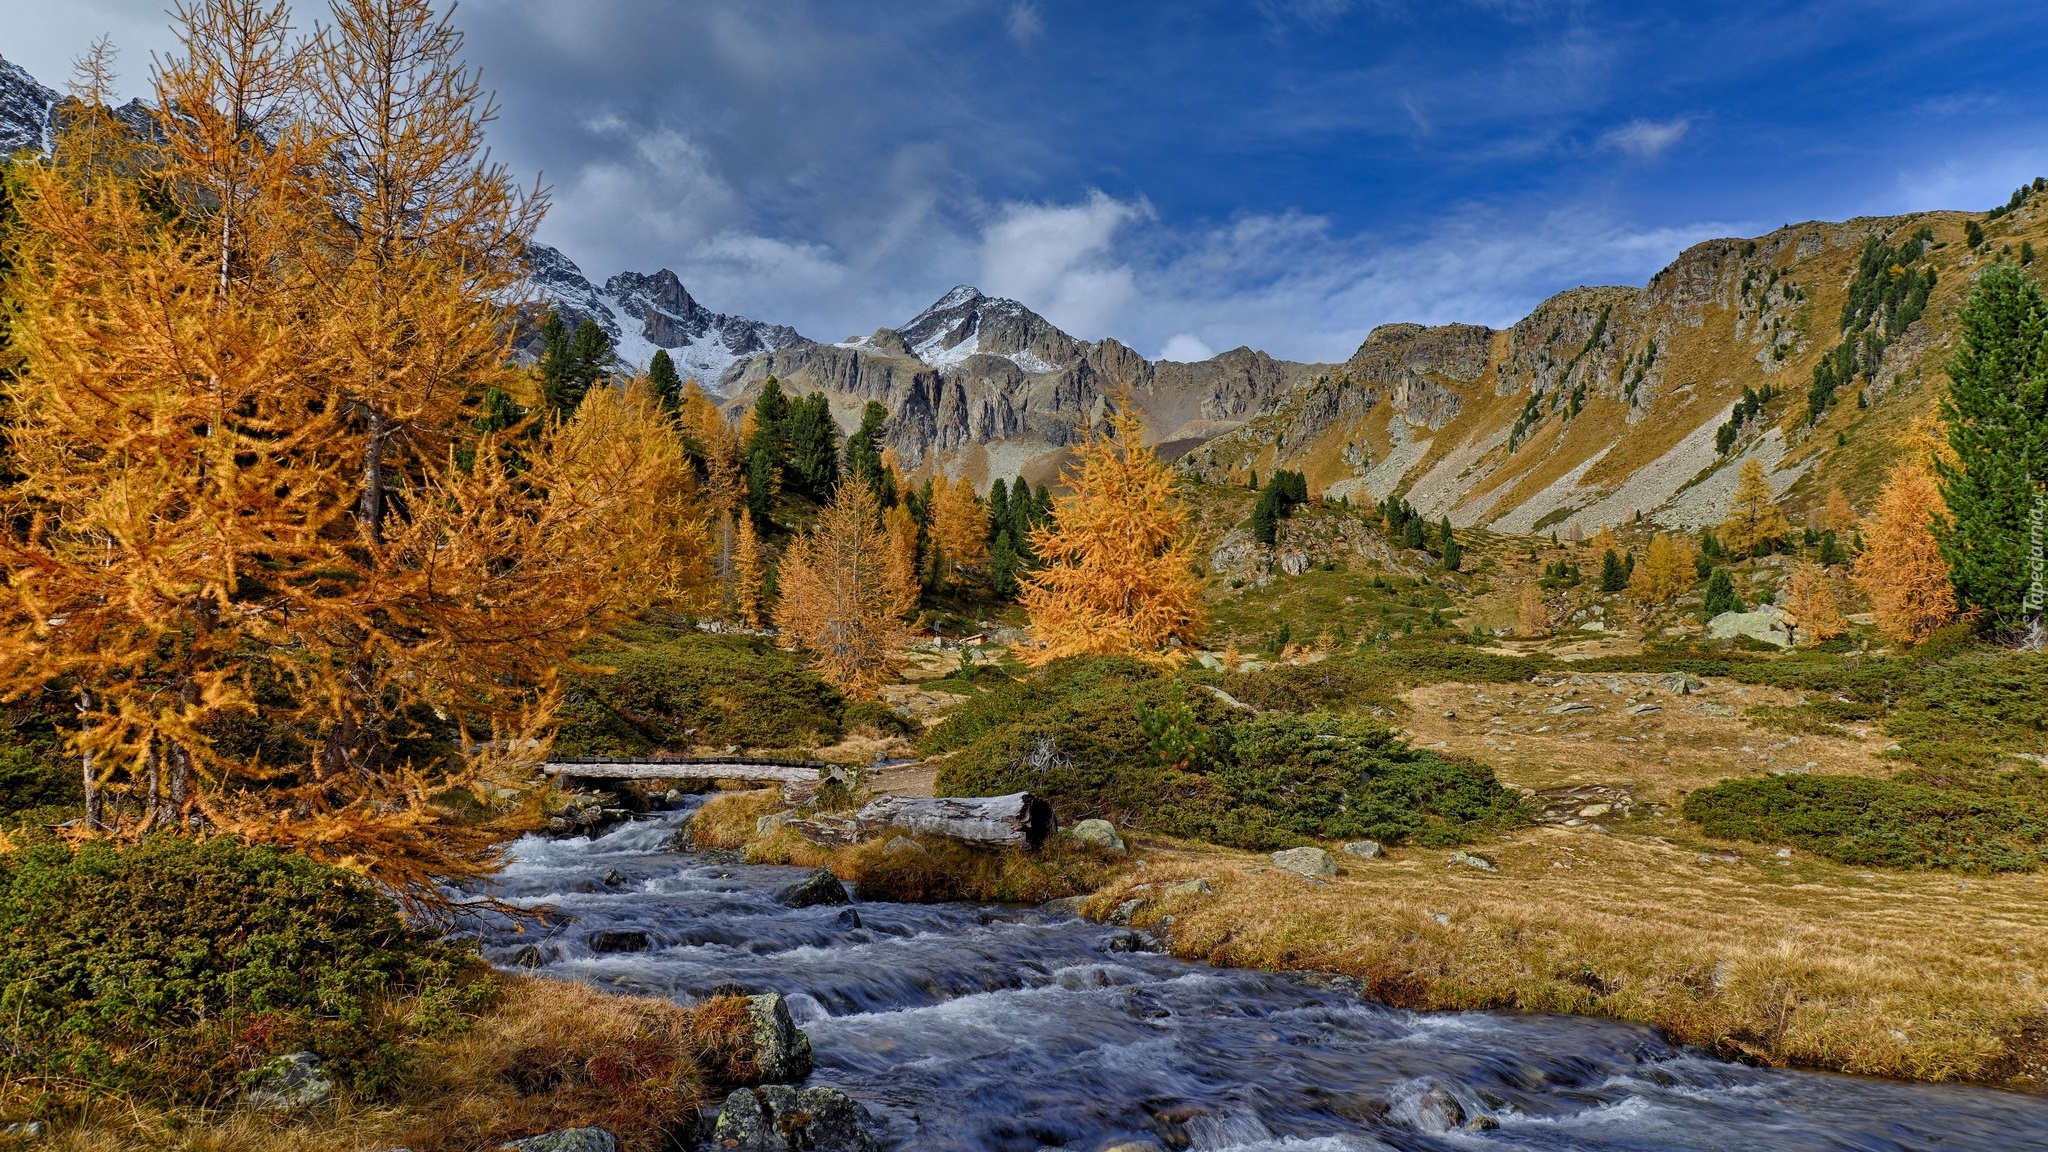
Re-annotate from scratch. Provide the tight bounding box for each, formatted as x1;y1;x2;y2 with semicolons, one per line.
928;475;988;588
1783;561;1847;646
773;479;909;695
1017;398;1203;665
1854;461;1957;644
1721;457;1790;556
733;509;766;628
1629;532;1699;605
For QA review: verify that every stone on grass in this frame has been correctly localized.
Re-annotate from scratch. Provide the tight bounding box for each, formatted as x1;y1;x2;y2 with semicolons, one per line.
243;1051;334;1112
1163;877;1214;900
498;1129;618;1152
1446;851;1498;873
883;836;924;854
1272;846;1337;877
775;867;851;908
746;992;814;1083
1070;818;1127;856
712;1085;879;1152
1341;840;1384;860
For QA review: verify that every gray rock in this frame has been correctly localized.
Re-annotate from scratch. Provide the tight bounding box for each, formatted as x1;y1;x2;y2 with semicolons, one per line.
243;1051;334;1112
498;1129;618;1152
587;929;651;953
1070;818;1128;856
1447;850;1498;873
1707;605;1794;647
1545;700;1596;715
776;868;852;909
601;867;627;887
1467;1114;1501;1131
1271;846;1337;877
1;1121;46;1139
1040;895;1088;917
712;1085;879;1151
883;835;925;854
1108;897;1148;925
1341;840;1384;859
747;993;814;1083
1416;1084;1465;1129
836;907;863;929
1660;672;1704;695
1162;877;1214;899
1625;702;1662;715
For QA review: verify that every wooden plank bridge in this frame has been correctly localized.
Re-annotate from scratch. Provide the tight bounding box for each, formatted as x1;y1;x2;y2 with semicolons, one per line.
543;755;839;785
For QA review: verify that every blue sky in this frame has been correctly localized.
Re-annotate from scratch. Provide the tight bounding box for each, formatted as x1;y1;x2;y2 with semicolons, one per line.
6;1;2048;362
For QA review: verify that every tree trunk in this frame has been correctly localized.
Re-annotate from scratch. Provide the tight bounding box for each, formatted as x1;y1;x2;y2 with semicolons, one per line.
78;691;101;832
853;792;1054;849
359;407;388;542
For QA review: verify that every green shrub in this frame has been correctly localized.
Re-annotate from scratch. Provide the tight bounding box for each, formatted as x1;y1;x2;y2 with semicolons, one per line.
932;657;1526;851
0;836;484;1106
0;738;79;816
556;633;845;754
1681;775;2048;872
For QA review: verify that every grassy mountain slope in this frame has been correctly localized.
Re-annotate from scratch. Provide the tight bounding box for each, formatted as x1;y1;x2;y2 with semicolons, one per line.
1184;191;2048;533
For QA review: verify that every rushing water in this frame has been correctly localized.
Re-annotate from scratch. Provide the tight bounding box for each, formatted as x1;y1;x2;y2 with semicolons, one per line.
470;811;2048;1151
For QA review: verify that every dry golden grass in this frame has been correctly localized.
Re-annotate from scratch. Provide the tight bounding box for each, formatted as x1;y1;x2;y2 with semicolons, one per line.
1094;824;2048;1088
41;978;758;1152
1397;675;1893;800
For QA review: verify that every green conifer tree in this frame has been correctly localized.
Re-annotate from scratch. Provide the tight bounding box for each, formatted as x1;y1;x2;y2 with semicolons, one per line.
646;348;684;410
1701;567;1745;620
1935;261;2048;631
784;392;840;500
1599;548;1627;592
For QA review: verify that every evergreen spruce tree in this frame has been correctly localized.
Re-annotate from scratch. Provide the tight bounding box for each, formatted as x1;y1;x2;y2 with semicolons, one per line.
742;377;790;519
1599;548;1627;592
1402;515;1426;550
1701;567;1745;620
539;312;613;415
1250;488;1280;545
987;477;1011;544
646;348;684;410
1935;260;2048;631
1440;519;1462;571
784;392;840;500
845;400;891;502
990;530;1020;598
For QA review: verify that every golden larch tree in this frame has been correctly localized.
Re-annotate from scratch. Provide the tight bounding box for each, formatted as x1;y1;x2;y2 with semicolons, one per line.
929;475;989;587
1629;532;1700;605
677;380;743;517
773;479;909;695
0;0;691;906
1854;462;1957;644
732;509;766;628
1516;584;1550;637
1820;486;1857;535
1783;561;1847;646
1017;399;1203;665
1721;458;1790;555
883;499;923;619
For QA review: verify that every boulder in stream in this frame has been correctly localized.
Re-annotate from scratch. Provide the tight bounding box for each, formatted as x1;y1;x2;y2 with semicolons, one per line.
746;992;814;1083
586;929;651;953
1415;1084;1465;1129
712;1085;879;1151
775;868;852;909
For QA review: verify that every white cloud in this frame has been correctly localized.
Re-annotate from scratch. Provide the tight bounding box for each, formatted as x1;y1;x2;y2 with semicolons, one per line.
1600;117;1690;158
1156;333;1216;362
978;192;1149;335
1005;2;1045;44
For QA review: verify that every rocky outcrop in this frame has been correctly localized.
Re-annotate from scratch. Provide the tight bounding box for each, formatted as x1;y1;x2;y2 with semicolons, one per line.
0;54;53;156
721;287;1327;474
498;1129;619;1152
711;1085;880;1152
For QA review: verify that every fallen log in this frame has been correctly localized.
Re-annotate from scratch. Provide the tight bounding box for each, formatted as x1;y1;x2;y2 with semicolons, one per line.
853;792;1055;850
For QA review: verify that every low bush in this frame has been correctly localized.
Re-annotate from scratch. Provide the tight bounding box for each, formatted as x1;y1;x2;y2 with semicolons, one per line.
1681;775;2048;871
556;633;846;755
0;835;486;1107
932;657;1526;851
0;738;78;816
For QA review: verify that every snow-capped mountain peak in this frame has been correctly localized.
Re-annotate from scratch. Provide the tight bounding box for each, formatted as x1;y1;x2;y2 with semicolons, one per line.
891;284;1082;374
518;244;807;391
